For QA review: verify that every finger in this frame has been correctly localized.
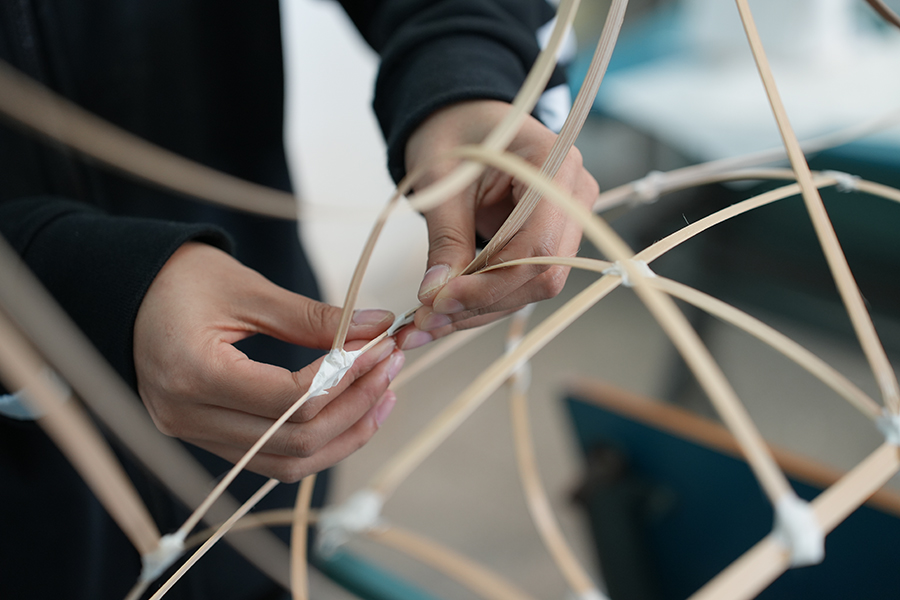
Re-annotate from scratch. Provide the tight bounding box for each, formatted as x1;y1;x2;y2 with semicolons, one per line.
171;351;402;456
185;390;397;483
193;338;397;421
245;286;395;348
395;309;518;350
417;195;478;306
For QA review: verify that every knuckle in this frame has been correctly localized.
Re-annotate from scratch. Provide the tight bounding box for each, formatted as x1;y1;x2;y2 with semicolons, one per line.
429;222;471;256
284;430;318;459
535;266;567;300
277;461;309;484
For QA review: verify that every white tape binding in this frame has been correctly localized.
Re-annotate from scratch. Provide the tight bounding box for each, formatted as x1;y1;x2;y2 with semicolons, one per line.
386;310;416;337
0;368;69;421
821;170;860;193
308;348;363;398
601;260;657;288
566;588;611;600
632;170;666;204
876;409;900;446
140;532;186;582
772;494;824;567
316;489;384;556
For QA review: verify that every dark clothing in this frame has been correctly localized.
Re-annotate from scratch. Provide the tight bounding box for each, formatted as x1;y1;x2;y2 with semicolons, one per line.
0;1;561;598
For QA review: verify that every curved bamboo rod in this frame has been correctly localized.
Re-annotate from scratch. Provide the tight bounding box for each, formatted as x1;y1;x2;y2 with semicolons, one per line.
0;61;297;220
291;475;317;600
690;442;900;600
425;144;795;507
507;339;604;598
0;310;161;556
149;478;280;600
0;238;292;588
465;0;628;273
592;108;900;213
391;320;501;391
485;256;882;421
736;0;900;415
329;0;582;350
365;525;539;600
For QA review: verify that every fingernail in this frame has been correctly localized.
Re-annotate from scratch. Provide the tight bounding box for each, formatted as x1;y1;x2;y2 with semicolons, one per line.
352;309;393;326
400;330;433;351
374;391;397;427
417;264;451;299
372;338;396;362
433;297;464;315
420;311;451;331
387;351;406;381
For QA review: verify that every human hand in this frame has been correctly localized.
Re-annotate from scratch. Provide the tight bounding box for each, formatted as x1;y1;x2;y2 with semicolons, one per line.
133;242;405;482
396;100;599;350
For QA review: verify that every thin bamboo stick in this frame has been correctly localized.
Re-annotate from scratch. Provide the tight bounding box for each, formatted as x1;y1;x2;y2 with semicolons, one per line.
0;237;293;588
864;0;900;29
690;443;900;600
510;384;602;597
486;256;882;421
466;0;628;272
0;61;297;220
439;145;795;506
0;309;161;556
735;0;900;414
592;109;900;213
149;478;280;600
329;0;582;350
366;525;539;600
291;475;317;600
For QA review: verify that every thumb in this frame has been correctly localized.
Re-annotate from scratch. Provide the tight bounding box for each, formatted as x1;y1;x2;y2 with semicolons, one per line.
418;198;477;306
250;286;394;349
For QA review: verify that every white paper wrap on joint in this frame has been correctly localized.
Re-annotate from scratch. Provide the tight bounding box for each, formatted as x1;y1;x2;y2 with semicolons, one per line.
601;260;657;288
631;170;666;204
308;348;364;398
316;489;385;556
0;368;70;421
876;409;900;445
140;532;186;582
821;170;860;193
772;494;824;567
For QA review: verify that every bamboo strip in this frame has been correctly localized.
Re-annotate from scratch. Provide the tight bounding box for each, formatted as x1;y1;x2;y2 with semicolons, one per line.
735;0;900;414
149;478;280;600
690;443;900;600
593;109;900;213
368;274;621;498
0;61;297;220
391;321;501;391
510;387;602;597
486;256;881;421
330;0;582;349
439;145;794;506
0;237;293;588
466;0;628;272
0;310;161;556
365;525;538;600
291;475;317;600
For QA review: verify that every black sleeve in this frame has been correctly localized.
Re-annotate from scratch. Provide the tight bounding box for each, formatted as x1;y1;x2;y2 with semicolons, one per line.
339;0;566;182
0;197;231;388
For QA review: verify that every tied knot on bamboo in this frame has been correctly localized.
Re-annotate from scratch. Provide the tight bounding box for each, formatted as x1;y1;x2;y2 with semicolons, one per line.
601;260;657;288
631;170;666;204
772;494;824;567
316;489;385;556
876;409;900;445
309;349;363;398
140;532;186;583
820;170;860;193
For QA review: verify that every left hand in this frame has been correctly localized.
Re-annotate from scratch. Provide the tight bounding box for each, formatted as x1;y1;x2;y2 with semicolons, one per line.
394;100;599;350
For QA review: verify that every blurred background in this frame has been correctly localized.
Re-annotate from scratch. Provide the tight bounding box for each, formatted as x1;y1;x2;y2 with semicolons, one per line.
281;1;900;598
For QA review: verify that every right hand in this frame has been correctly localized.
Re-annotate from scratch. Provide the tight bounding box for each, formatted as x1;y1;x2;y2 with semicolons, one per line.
134;242;405;482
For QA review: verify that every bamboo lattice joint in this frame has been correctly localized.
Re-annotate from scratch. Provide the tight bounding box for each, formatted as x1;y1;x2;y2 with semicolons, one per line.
601;259;657;287
771;494;824;567
877;410;900;445
309;348;363;398
140;532;186;583
821;170;861;193
316;489;385;556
